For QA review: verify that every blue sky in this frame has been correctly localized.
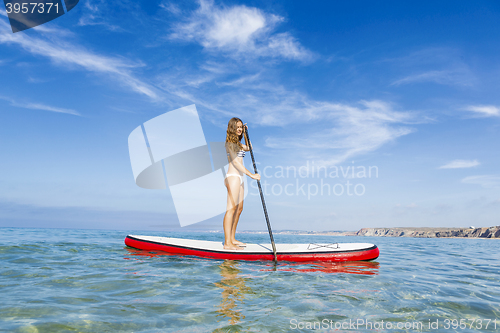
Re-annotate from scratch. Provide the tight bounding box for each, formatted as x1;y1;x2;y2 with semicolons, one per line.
1;0;499;232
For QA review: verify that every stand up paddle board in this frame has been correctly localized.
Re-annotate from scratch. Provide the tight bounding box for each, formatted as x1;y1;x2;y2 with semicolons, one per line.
124;235;379;262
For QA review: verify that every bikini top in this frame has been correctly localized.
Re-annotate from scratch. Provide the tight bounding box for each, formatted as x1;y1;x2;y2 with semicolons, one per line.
227;150;246;158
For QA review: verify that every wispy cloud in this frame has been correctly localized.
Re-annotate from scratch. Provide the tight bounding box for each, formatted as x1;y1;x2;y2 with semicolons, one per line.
263;99;416;165
0;96;81;116
463;105;500;117
217;73;261;87
389;47;476;87
439;159;480;169
157;58;419;166
391;69;474;87
170;0;314;62
462;175;500;188
0;20;160;101
27;76;51;83
77;0;124;31
160;2;182;15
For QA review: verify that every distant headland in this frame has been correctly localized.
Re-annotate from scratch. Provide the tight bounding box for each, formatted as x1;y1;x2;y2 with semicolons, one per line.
355;226;500;238
263;226;500;238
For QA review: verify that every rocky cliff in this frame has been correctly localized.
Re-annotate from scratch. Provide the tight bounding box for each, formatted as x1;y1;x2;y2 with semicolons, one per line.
356;226;500;238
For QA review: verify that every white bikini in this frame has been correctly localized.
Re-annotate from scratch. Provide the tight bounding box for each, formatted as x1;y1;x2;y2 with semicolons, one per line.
225;150;246;185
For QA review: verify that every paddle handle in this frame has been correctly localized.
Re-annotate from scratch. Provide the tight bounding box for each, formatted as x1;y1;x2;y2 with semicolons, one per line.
244;126;278;263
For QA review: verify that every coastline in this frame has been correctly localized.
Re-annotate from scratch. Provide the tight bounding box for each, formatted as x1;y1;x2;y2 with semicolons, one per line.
355;226;500;238
241;226;500;238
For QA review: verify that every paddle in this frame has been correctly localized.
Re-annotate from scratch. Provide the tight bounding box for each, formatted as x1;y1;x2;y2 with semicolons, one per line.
243;126;278;263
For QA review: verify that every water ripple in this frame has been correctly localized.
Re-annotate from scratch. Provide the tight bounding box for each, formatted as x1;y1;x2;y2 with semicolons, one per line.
0;228;499;332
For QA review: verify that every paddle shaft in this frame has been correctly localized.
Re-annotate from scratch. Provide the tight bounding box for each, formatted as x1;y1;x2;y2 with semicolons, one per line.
243;127;278;263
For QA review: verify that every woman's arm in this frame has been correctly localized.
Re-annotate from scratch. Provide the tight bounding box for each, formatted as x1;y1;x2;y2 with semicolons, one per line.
241;124;251;151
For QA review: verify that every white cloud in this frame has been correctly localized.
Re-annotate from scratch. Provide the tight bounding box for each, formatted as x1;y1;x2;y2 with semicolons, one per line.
267;33;311;60
170;0;313;61
160;2;182;15
439;159;480;169
263;99;415;166
389;48;476;87
217;73;260;87
77;0;123;31
391;70;473;87
24;103;80;116
0;20;160;101
462;175;500;188
0;96;80;116
463;105;500;117
157;61;419;166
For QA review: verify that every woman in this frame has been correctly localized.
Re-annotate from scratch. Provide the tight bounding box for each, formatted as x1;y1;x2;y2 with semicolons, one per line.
223;118;260;250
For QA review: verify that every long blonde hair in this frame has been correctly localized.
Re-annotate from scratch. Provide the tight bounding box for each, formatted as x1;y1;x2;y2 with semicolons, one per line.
225;117;243;152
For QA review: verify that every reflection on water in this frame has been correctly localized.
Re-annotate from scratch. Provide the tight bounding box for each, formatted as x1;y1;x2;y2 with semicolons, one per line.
125;249;379;327
124;248;379;276
214;260;250;325
124;248;173;258
125;250;256;325
125;247;380;280
274;261;380;275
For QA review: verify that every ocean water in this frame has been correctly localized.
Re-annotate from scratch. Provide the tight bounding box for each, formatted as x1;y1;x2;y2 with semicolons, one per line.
0;228;499;333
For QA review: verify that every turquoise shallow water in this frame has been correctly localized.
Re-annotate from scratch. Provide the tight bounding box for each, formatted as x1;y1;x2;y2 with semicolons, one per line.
0;228;499;332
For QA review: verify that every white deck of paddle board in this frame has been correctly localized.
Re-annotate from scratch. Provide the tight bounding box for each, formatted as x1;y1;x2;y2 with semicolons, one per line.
128;235;375;253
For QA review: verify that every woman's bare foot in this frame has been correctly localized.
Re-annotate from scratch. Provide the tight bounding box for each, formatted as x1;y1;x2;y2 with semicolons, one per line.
233;240;246;246
223;243;243;250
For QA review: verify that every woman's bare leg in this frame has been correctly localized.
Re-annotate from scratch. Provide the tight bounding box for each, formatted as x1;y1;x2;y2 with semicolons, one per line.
223;177;242;250
231;182;246;246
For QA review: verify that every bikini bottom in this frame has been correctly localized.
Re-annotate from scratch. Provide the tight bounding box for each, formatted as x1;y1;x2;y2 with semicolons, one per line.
225;173;243;185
